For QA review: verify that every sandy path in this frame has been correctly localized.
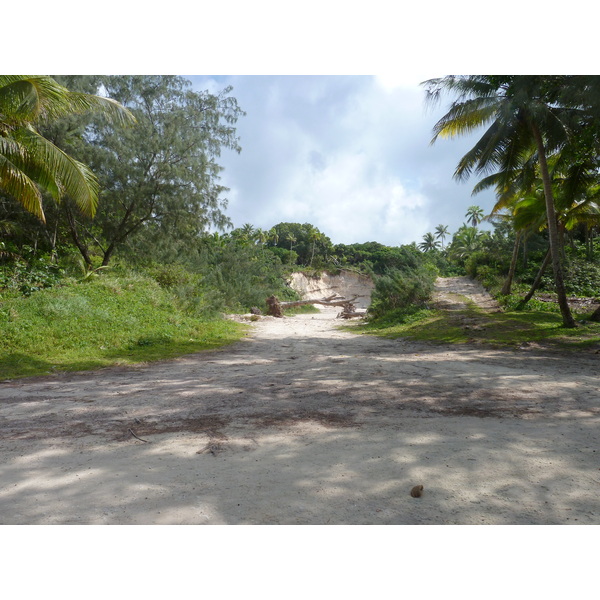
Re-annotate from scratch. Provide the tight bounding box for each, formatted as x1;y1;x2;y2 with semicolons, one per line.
1;278;599;524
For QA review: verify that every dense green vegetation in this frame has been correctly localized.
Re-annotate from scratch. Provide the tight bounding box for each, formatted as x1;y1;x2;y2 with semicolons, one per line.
2;75;600;379
0;273;246;379
358;296;600;351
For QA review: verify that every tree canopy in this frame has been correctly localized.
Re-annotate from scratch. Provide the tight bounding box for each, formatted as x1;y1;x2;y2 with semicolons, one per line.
422;75;600;327
0;75;134;222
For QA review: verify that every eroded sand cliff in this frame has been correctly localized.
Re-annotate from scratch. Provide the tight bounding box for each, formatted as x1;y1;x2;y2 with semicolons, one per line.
288;270;375;309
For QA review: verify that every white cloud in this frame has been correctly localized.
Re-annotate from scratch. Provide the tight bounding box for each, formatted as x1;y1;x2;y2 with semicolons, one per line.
251;151;431;244
194;75;498;246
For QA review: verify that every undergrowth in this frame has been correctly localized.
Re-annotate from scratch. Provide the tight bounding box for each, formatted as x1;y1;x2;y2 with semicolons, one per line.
0;274;247;380
357;300;600;350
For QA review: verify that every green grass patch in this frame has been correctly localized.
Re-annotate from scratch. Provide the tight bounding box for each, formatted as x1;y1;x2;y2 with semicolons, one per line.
0;275;248;380
354;301;600;350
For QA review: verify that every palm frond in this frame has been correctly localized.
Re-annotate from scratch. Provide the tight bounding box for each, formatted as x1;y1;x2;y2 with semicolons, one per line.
0;75;136;127
15;126;99;216
0;154;45;220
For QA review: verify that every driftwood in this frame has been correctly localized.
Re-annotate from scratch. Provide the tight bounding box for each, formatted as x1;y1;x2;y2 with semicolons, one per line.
266;294;366;318
338;309;367;319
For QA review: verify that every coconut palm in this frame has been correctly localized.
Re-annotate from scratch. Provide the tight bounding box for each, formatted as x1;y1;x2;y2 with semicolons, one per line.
475;143;600;298
423;75;582;327
465;205;485;227
286;233;297;251
418;232;440;252
0;75;135;223
268;227;279;246
238;223;255;243
434;224;449;249
448;226;483;260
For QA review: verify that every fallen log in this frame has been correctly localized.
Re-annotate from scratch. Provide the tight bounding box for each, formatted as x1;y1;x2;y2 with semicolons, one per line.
266;294;362;317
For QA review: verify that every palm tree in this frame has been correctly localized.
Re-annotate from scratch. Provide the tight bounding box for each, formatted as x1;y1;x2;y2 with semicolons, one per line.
419;232;440;252
465;205;485;227
475;143;600;300
434;224;449;249
448;226;483;260
0;75;135;223
254;228;269;247
268;227;279;246
239;223;255;243
308;226;321;266
286;233;296;251
424;75;580;327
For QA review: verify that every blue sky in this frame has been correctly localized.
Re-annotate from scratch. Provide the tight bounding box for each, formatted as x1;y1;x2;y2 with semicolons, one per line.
189;74;497;247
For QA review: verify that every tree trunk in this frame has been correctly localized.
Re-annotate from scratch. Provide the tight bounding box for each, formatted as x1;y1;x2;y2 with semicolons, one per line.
590;303;600;322
64;203;93;267
519;247;551;308
500;231;521;296
265;294;361;317
530;123;576;327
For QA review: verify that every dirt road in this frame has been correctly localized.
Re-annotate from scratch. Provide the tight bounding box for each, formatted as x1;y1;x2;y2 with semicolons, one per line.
1;277;599;524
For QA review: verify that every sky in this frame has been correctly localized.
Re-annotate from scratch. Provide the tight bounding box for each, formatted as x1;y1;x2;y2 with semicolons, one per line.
188;74;497;247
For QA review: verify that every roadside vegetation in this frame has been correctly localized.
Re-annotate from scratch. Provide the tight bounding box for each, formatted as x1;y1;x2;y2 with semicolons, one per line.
1;75;600;379
0;273;246;379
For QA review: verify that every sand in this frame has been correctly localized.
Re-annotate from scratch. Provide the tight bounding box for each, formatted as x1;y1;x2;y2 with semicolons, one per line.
1;277;599;525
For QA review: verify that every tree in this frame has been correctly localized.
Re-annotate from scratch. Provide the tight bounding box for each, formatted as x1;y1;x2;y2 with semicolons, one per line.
270;222;332;265
0;75;133;223
255;228;269;247
267;227;279;246
286;233;296;251
434;224;449;249
307;225;322;266
448;225;484;261
465;205;485;227
424;75;583;327
474;139;600;300
61;76;244;266
418;232;440;252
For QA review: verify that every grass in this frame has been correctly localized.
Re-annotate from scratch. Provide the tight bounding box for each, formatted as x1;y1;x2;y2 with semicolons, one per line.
0;275;248;380
355;298;600;351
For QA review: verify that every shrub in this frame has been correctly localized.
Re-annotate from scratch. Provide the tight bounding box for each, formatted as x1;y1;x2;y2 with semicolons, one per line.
0;254;65;297
369;266;436;319
147;263;192;289
464;250;507;279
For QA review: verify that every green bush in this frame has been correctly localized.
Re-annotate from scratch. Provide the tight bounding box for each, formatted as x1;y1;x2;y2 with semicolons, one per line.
464;250;507;280
369;266;436;319
147;263;193;289
563;259;600;297
0;253;65;297
534;257;600;297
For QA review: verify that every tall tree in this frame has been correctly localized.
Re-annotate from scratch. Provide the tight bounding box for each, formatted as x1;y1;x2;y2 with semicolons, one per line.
286;233;296;251
419;231;440;252
448;225;484;261
0;75;133;223
62;76;244;266
423;75;586;327
434;224;449;249
465;205;485;227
